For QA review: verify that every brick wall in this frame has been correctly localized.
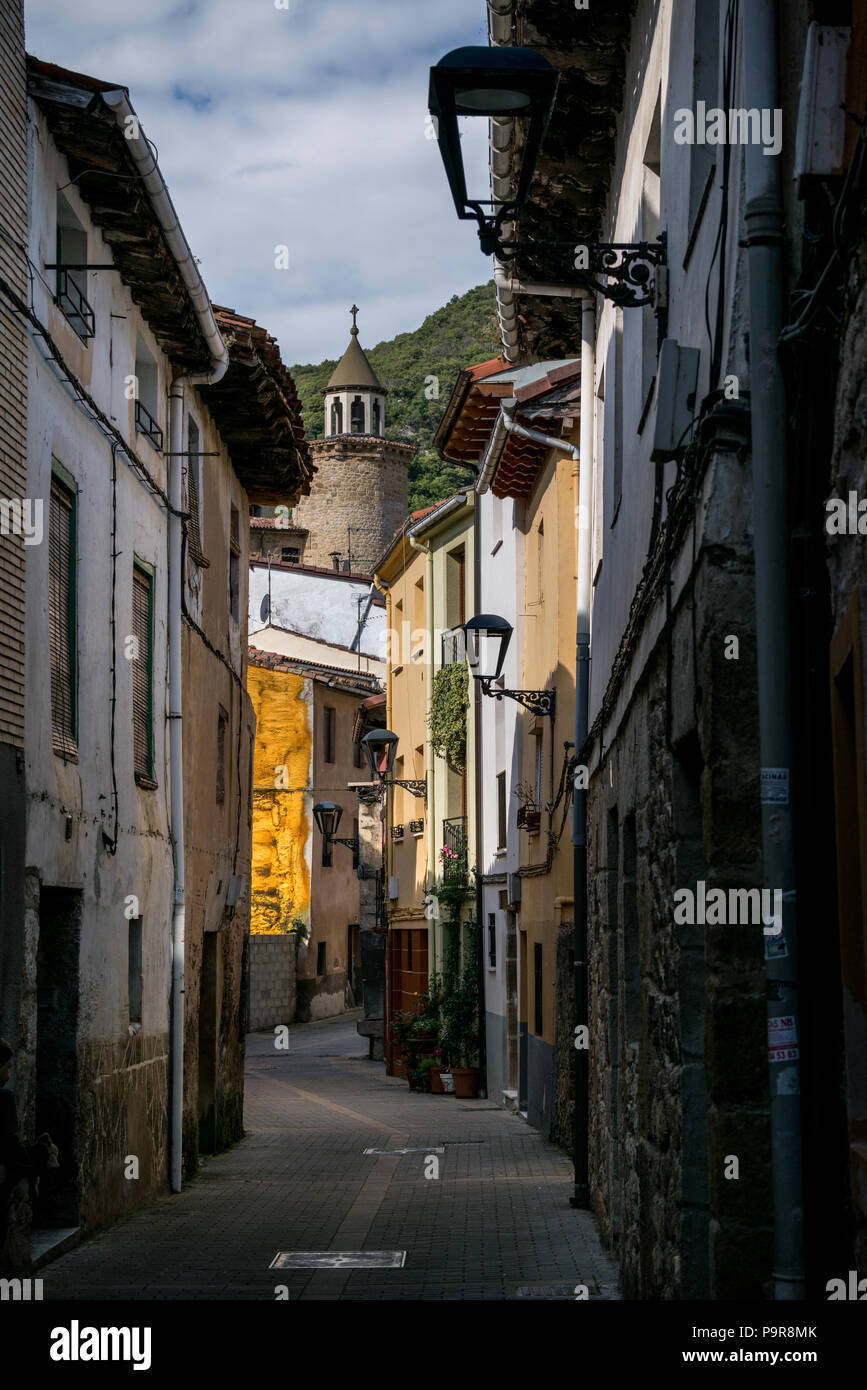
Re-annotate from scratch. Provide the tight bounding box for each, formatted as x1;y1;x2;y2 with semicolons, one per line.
0;0;27;746
248;933;297;1032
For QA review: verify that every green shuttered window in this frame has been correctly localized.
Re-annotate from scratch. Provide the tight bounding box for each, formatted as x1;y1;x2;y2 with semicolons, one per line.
132;564;154;783
49;475;77;758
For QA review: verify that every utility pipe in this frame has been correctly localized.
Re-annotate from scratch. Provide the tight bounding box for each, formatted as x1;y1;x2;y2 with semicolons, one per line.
742;0;804;1299
104;87;230;1194
571;295;594;1208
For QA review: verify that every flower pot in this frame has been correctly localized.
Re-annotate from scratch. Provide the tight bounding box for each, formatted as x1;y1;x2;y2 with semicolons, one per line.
441;1070;455;1094
450;1067;480;1098
429;1065;445;1094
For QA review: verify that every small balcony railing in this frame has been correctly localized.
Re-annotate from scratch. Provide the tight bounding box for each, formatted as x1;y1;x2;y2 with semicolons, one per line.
441;815;468;882
516;803;541;831
391;824;405;842
135;399;164;451
55;268;94;341
441;626;466;666
409;818;425;837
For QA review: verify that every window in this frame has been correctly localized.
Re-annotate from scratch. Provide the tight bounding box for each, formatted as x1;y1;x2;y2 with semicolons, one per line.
132;563;154;783
687;0;721;248
353;738;363;769
128;917;143;1027
640;96;662;414
323;706;336;764
134;337;162;450
536;520;544;604
534;942;543;1035
446;545;465;629
186;415;206;565
316;941;327;976
593;365;605;586
612;308;624;519
229;505;240;621
216;705;228;804
496;771;507;850
372;398;381;435
488;912;497;968
330;398;343;435
491;491;503;551
49;471;77;757
350;396;365;434
55;192;92;340
352;817;359;871
281;546;299;563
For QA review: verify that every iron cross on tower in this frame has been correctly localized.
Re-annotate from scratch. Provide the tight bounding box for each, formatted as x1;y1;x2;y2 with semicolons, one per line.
350;304;359;335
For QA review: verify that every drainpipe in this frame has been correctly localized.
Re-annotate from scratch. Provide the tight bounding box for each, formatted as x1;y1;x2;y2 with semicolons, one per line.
494;265;589;364
742;1;804;1298
102;88;230;1194
501;405;580;466
571;296;594;1208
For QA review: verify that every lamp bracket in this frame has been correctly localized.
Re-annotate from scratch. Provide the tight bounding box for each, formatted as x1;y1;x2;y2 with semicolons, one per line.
332;836;360;852
386;778;428;803
481;679;556;718
470;206;667;307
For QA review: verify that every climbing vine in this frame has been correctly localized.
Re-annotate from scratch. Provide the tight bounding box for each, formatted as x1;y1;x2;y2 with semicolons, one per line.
428;662;469;770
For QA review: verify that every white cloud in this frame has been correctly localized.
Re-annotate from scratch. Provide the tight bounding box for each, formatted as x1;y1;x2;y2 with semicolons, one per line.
24;0;493;363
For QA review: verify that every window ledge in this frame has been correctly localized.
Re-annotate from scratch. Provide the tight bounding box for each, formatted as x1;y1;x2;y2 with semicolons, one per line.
135;773;158;790
490;538;503;557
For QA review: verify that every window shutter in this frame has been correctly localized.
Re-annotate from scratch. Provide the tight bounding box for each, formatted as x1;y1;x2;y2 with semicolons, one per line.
49;478;76;756
185;418;208;566
132;567;153;780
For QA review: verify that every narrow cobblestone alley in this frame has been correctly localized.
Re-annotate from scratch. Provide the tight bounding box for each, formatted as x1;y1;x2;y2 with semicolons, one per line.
38;1015;619;1302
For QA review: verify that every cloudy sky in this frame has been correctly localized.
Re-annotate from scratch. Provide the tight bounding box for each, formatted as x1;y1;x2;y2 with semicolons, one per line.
24;0;493;365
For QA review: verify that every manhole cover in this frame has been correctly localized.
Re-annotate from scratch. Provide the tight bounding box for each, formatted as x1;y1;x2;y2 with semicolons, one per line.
515;1284;581;1299
270;1251;407;1270
362;1146;444;1155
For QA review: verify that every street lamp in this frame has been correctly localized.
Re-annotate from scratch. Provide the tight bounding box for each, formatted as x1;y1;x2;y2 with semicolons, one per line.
312;800;359;853
428;46;667;307
428;45;559;255
464;613;556;718
360;728;427;801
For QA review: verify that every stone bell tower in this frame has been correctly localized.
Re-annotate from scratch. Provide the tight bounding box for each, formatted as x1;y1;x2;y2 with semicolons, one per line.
290;306;414;575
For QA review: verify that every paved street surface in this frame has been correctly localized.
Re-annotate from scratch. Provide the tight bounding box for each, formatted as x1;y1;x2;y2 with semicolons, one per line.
42;1014;620;1301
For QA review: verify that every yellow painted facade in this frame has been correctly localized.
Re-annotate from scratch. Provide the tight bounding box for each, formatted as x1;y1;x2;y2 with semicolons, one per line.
247;664;312;935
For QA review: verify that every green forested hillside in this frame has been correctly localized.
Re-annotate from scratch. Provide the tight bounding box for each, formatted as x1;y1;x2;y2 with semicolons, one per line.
290;281;500;512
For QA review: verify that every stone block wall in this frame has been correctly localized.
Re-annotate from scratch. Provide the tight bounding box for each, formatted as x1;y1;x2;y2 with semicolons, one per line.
248;933;297;1032
291;436;414;575
586;427;773;1299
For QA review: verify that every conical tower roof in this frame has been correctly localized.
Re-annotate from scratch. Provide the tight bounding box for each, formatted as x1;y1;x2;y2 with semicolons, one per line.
325;305;386;394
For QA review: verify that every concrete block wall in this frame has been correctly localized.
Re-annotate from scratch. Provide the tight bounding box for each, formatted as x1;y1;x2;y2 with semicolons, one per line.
248;934;297;1032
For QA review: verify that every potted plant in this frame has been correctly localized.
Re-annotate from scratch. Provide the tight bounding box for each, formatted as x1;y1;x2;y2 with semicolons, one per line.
441;931;481;1098
428;1046;447;1093
412;1057;438;1092
515;779;541;832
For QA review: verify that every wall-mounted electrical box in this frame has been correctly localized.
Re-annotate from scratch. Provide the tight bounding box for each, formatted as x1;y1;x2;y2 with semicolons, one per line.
794;24;851;196
651;339;700;462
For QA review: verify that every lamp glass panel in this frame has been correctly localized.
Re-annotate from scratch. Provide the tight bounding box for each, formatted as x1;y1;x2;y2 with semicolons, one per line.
455;87;533;113
454;114;491;206
466;625;509;681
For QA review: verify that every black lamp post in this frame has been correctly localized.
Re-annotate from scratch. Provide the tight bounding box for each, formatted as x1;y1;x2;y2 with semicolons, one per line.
312;800;359;853
361;728;427;801
429;45;667;308
464;614;556;718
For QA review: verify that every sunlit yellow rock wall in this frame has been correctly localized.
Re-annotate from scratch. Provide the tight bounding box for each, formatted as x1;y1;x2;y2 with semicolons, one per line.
247;665;312;935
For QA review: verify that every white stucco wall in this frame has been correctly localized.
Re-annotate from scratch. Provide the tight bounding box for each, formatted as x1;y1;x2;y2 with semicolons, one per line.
588;0;750;729
248;564;386;657
25;104;174;1043
476;482;524;1084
